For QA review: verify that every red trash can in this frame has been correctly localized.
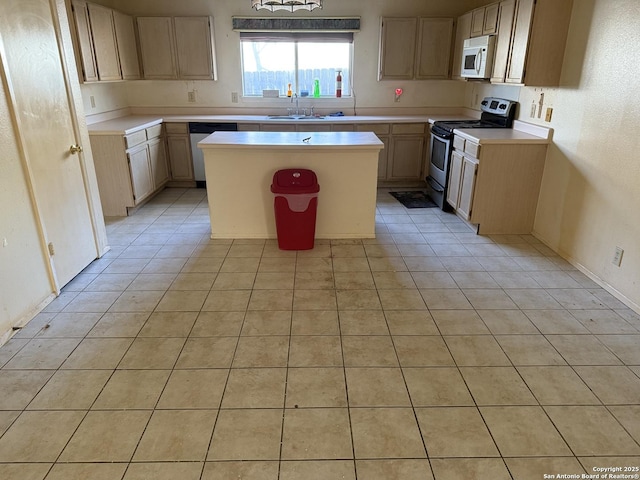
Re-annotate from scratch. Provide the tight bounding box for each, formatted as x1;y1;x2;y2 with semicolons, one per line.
270;169;320;250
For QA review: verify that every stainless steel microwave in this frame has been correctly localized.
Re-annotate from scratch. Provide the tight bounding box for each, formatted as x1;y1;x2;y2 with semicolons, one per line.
461;35;496;79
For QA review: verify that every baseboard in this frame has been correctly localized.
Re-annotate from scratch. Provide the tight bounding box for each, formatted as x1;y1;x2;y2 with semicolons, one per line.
0;293;56;347
532;230;640;315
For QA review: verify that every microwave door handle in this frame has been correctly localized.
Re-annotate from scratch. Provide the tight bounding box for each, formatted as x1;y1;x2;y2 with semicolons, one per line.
475;50;483;74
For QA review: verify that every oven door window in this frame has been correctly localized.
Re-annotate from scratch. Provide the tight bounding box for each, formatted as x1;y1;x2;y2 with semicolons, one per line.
431;136;447;172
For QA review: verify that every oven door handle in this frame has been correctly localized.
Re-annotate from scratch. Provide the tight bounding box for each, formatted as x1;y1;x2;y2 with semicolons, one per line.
426;176;445;193
430;130;451;140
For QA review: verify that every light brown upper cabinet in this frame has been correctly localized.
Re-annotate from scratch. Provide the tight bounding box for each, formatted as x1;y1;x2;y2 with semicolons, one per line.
86;3;120;80
174;17;218;80
470;8;485;37
72;1;98;82
482;4;500;35
415;18;454;79
136;17;177;79
492;0;574;85
379;17;454;80
451;11;472;80
491;0;516;83
113;11;141;80
378;17;417;80
137;16;218;80
71;1;140;83
470;5;499;37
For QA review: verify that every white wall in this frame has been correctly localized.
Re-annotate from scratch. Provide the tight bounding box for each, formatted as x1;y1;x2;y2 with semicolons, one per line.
533;0;640;310
469;0;640;310
82;0;488;116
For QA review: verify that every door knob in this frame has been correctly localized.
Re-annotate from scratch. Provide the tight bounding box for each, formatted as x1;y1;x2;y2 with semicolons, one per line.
69;144;83;154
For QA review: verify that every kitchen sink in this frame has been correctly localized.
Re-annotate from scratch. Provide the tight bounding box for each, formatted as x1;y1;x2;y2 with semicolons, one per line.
266;115;325;120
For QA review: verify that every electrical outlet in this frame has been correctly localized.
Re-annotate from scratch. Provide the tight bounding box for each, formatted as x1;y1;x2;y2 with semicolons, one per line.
188;91;196;103
90;96;96;108
612;247;624;267
231;92;239;103
545;107;553;122
2;238;7;247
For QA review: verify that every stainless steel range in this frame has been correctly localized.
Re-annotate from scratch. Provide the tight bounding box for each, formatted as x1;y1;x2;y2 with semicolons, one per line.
426;97;517;210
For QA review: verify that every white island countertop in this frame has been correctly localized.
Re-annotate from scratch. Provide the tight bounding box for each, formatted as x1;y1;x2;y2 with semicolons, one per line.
198;131;384;150
200;130;383;240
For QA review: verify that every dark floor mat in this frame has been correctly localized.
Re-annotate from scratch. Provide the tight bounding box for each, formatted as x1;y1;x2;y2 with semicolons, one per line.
389;191;438;209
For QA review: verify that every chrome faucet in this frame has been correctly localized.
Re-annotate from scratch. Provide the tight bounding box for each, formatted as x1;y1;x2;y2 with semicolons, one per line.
290;93;299;116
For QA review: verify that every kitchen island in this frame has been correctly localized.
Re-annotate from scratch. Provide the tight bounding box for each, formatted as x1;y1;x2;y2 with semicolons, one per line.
198;131;384;239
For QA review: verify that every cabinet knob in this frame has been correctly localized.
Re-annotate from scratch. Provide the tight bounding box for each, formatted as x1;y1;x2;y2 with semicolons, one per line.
69;144;83;155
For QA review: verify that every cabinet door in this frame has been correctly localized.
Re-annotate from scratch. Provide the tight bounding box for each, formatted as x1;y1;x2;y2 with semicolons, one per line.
470;8;485;37
260;124;296;132
174;17;217;80
491;0;516;83
149;138;169;188
506;0;535;84
87;3;121;81
137;17;177;79
377;136;390;180
458;156;478;221
483;3;500;34
378;17;417;80
388;136;424;180
447;149;464;209
113;11;140;80
71;1;98;82
167;136;194;181
127;146;154;204
415;18;454;79
452;12;472;79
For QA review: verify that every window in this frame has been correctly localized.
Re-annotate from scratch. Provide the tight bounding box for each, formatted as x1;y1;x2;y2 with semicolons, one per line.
241;32;352;97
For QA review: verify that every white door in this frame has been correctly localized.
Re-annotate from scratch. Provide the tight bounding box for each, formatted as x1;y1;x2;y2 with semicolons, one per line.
0;0;98;287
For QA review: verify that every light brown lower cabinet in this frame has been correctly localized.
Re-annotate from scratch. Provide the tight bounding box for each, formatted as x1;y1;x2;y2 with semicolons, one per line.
447;136;547;234
90;124;168;216
165;123;195;186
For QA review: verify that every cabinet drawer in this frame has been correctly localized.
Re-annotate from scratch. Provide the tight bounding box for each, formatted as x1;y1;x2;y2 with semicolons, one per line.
165;122;188;135
260;124;296;132
146;124;163;140
356;123;390;135
392;123;426;135
331;124;356;132
237;123;260;131
124;130;147;149
297;124;331;132
464;141;480;158
453;135;466;151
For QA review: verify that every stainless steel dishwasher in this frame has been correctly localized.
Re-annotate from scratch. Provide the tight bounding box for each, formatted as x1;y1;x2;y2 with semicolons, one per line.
189;122;238;187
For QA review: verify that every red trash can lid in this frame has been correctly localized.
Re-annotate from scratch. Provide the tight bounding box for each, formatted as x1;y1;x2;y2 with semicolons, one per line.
271;169;320;194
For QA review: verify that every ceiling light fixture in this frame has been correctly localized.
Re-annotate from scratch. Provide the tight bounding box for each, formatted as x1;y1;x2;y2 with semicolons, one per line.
251;0;323;12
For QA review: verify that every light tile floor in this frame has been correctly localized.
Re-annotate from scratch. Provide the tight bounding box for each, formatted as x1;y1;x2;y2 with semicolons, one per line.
1;187;639;480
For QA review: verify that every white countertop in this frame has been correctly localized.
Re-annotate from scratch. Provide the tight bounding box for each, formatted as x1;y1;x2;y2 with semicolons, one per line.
454;119;552;144
86;116;163;135
87;114;433;135
87;114;551;144
198;131;384;150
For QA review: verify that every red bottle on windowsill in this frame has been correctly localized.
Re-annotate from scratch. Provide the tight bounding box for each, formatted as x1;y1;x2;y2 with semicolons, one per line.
336;70;342;98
